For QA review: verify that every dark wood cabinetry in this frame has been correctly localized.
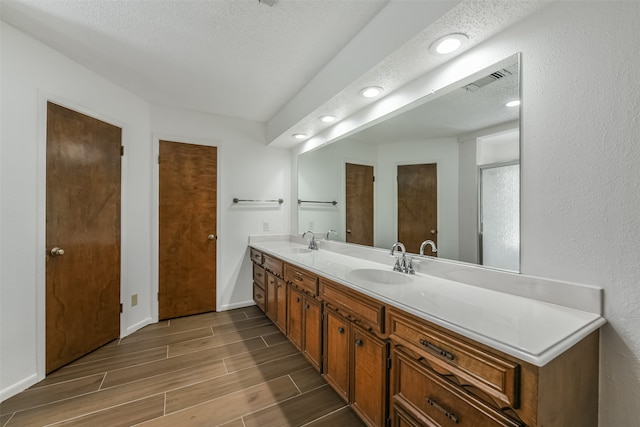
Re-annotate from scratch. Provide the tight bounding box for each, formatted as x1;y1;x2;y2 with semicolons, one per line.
249;246;600;427
321;277;388;427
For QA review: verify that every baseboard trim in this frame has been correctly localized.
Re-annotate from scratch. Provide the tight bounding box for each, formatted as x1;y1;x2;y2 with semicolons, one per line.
1;373;38;403
125;317;153;337
220;300;256;311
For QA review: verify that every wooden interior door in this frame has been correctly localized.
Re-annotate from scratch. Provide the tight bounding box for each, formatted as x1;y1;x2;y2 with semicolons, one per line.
46;102;121;373
397;163;437;255
345;163;374;246
159;140;217;320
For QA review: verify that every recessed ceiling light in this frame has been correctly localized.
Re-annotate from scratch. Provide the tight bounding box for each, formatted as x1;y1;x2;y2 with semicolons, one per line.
430;33;468;55
292;133;308;140
359;86;383;98
320;115;336;123
506;100;521;107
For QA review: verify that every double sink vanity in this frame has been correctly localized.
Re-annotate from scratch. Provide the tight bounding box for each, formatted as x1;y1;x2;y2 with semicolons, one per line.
248;235;605;427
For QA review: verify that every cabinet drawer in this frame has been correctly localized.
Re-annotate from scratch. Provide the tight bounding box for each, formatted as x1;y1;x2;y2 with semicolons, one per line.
250;248;263;265
392;349;523;427
387;308;519;409
321;278;384;334
253;283;265;312
264;254;284;277
285;264;318;296
253;264;266;287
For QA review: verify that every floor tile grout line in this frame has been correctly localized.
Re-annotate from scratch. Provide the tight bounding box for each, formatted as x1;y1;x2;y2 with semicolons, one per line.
1;413;15;427
98;372;107;391
163;371;313;419
288;374;303;395
299;404;351;427
260;336;269;347
39;392;167;427
234;383;331;423
163;392;167;416
11;371;107;393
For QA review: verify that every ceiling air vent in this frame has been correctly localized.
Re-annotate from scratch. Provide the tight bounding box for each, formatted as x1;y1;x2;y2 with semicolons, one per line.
464;69;512;92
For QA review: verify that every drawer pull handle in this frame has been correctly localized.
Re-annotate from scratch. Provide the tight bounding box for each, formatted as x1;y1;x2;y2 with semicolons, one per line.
355;339;363;347
295;274;303;282
419;338;454;361
338;327;345;334
426;397;459;424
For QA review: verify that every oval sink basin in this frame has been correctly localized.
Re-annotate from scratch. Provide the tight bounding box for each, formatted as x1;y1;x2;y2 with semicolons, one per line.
347;268;413;285
283;247;312;254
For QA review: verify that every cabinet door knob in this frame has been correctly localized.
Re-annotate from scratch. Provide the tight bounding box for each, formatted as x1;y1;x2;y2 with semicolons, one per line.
296;297;300;303
305;304;310;309
355;339;363;347
338;327;345;334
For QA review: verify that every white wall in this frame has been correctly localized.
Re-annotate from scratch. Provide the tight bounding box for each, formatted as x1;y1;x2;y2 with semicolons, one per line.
513;4;640;424
0;22;152;399
0;22;291;401
294;2;640;424
149;105;291;313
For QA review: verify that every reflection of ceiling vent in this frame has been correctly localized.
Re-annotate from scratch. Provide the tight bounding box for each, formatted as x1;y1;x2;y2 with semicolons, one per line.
464;69;512;92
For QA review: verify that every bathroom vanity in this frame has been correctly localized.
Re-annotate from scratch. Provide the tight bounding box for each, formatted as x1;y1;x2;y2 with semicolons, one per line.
248;236;605;427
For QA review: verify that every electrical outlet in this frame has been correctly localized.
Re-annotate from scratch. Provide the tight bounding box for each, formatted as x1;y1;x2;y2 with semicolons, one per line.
131;294;138;307
263;221;270;232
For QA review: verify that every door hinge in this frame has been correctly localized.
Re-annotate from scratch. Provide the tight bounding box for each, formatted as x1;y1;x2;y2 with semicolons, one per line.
373;175;375;182
120;146;124;156
157;155;160;164
120;303;123;313
387;357;392;369
157;292;160;300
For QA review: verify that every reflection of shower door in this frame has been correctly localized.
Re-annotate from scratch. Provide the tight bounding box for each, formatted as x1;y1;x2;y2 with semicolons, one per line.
398;164;437;255
345;163;374;246
479;162;519;272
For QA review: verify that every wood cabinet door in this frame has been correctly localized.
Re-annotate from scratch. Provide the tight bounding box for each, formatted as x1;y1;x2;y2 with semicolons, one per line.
324;310;351;402
303;296;323;371
274;277;287;333
352;323;388;427
287;285;303;351
266;272;277;321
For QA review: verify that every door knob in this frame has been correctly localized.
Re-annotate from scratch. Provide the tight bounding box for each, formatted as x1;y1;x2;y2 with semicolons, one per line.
430;229;436;234
208;234;215;240
50;247;65;257
347;229;352;234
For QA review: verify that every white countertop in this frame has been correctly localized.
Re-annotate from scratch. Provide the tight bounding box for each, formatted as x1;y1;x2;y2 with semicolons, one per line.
249;238;606;367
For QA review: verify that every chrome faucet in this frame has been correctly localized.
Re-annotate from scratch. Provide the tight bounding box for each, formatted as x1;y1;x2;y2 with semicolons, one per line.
390;242;414;274
325;229;338;240
302;230;318;250
419;240;438;256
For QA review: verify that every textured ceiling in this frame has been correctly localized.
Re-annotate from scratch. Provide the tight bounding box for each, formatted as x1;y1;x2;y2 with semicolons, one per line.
0;0;387;122
0;0;548;146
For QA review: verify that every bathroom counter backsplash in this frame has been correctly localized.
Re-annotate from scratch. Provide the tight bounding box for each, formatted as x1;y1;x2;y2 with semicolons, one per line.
249;234;605;367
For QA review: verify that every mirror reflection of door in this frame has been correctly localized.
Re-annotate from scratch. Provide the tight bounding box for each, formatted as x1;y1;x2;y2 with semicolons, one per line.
479;162;520;272
159;140;217;320
46;102;122;373
397;163;437;255
345;163;374;246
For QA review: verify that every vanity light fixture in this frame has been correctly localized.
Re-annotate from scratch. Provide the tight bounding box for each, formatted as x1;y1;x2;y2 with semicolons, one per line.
359;86;383;98
506;100;521;107
320;115;336;123
430;33;468;55
292;133;308;140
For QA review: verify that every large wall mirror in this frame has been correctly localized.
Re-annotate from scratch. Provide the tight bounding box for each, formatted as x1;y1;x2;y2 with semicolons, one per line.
298;54;520;272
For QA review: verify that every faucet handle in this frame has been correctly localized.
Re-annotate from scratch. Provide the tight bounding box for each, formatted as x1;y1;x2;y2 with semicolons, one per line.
407;256;415;275
393;257;402;272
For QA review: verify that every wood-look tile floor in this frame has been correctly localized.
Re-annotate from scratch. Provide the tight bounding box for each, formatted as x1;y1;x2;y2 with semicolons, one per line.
0;306;366;427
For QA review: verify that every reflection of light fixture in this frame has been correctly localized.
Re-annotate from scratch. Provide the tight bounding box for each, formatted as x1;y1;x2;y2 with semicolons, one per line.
506;100;521;107
320;115;336;123
293;133;307;140
360;86;383;98
430;33;468;55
